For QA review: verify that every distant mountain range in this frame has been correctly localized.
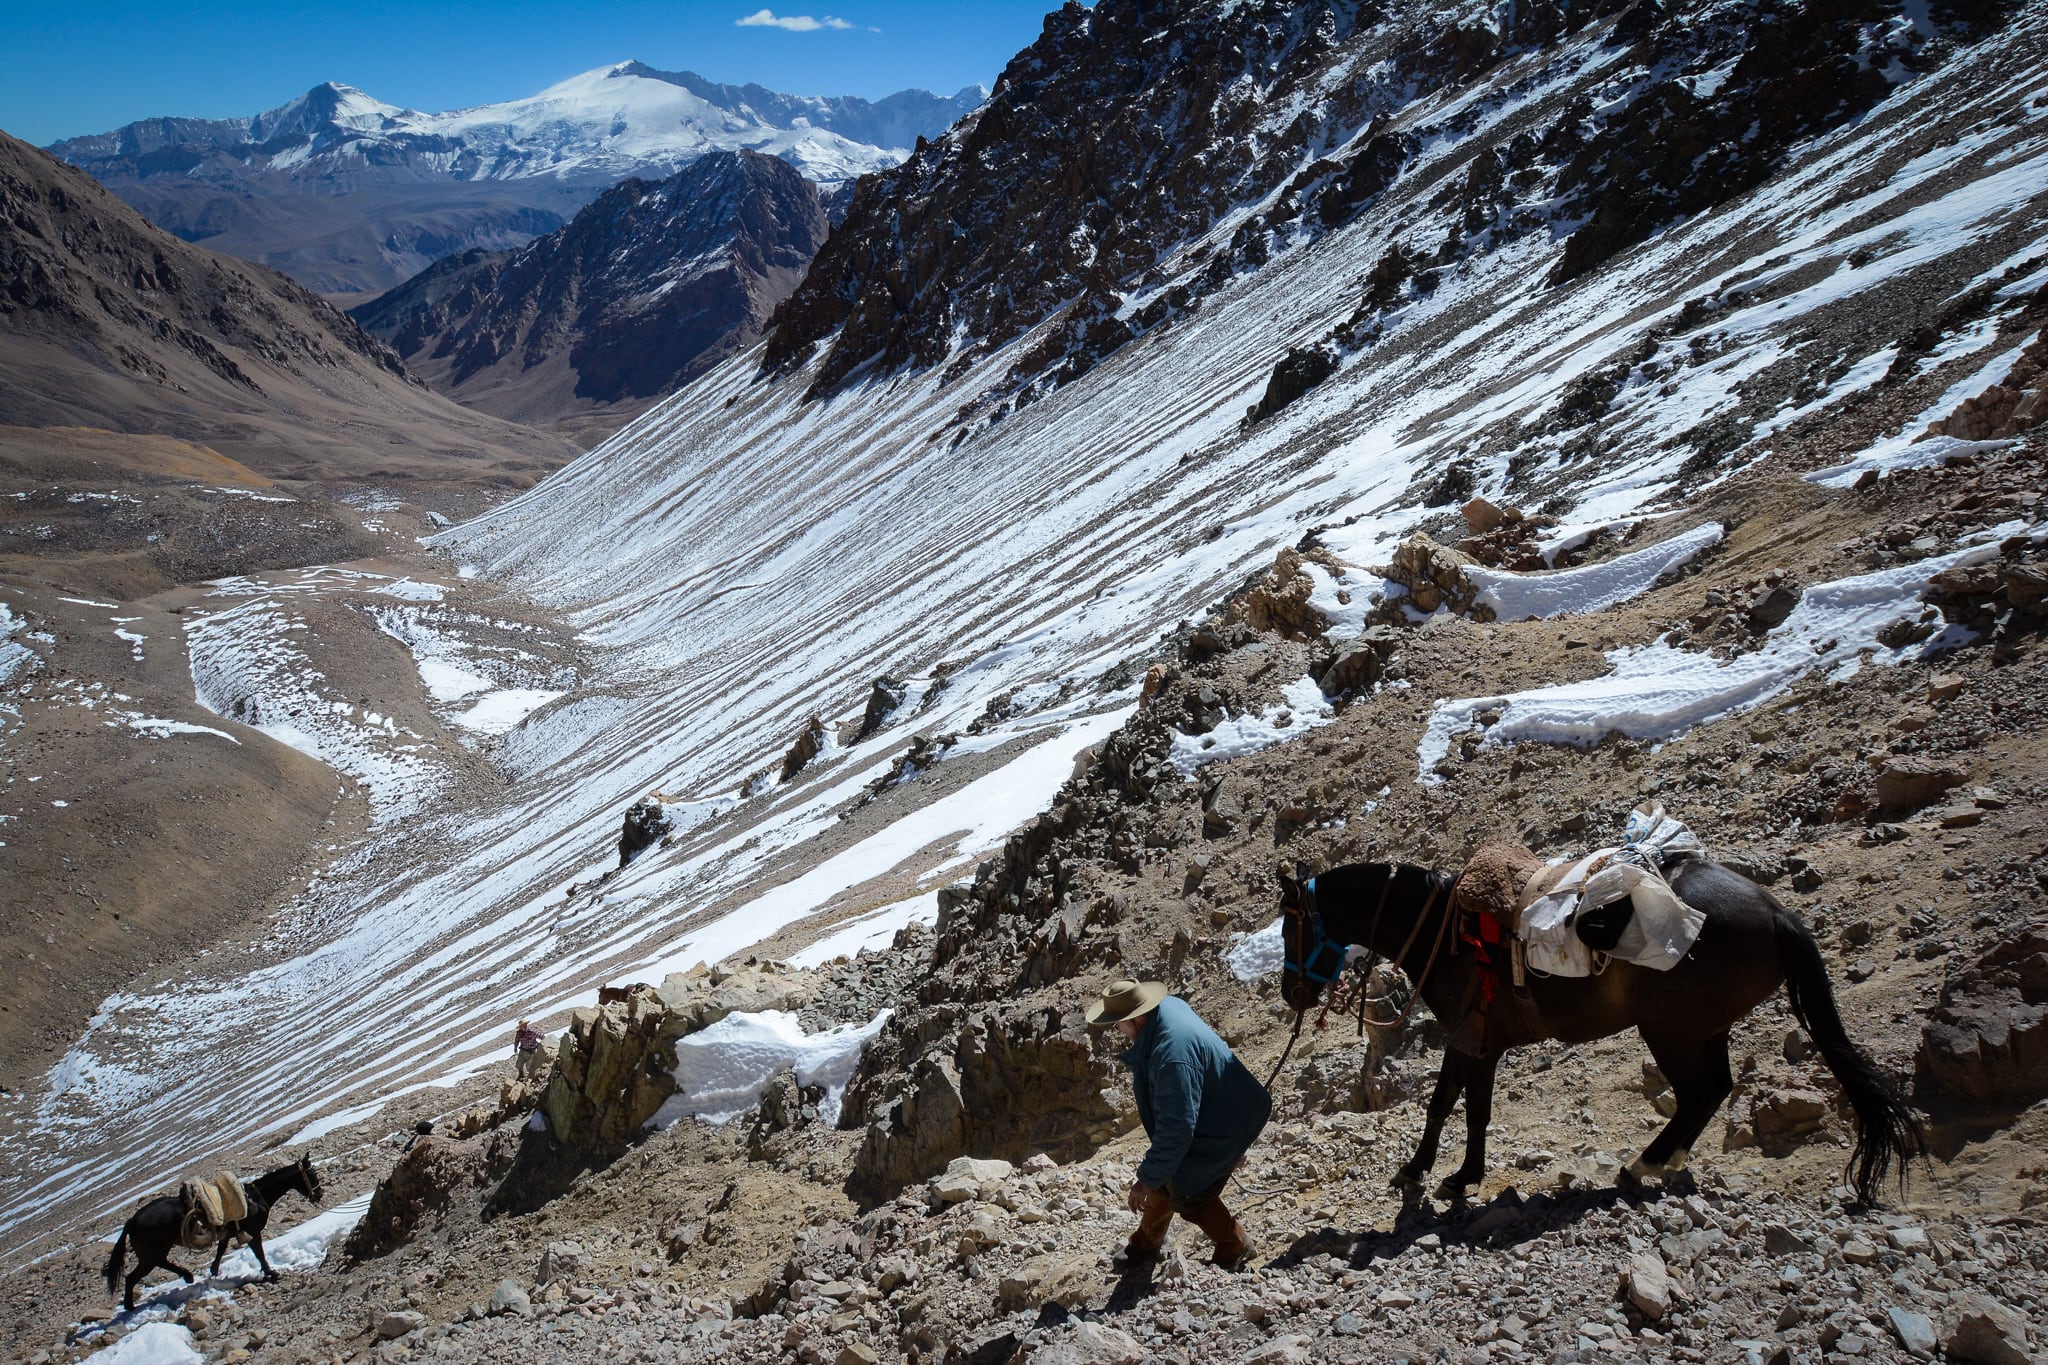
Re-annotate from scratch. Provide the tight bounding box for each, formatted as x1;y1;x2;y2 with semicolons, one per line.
46;63;984;298
351;150;828;435
0;130;571;485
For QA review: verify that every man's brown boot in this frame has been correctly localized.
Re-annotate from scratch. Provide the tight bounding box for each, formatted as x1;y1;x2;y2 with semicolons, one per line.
1120;1188;1174;1262
1185;1195;1249;1270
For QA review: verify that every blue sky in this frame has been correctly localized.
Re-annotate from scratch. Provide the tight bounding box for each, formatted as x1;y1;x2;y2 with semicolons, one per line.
0;2;1070;147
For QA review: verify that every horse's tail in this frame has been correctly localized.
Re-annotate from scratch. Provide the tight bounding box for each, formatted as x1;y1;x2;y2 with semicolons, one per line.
103;1225;128;1295
1775;907;1926;1204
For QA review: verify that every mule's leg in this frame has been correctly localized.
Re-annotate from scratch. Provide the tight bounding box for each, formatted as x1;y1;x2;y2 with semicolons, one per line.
124;1264;145;1311
1395;1051;1467;1190
251;1232;278;1281
1435;1052;1500;1200
211;1234;228;1276
1629;1029;1733;1181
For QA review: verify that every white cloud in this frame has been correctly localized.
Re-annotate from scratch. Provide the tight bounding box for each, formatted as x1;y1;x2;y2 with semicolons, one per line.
736;8;855;29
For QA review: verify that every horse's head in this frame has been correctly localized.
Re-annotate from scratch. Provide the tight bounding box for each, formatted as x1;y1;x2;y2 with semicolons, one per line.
1278;860;1345;1012
298;1154;325;1206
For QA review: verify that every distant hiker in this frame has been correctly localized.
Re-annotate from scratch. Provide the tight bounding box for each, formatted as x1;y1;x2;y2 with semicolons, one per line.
1087;980;1271;1270
513;1019;546;1080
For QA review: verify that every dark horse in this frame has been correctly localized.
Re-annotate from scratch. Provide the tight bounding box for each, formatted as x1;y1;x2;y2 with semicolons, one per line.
1278;859;1923;1207
103;1155;323;1310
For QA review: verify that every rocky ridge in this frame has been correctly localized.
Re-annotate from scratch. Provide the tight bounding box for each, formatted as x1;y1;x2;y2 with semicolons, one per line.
0;131;574;484
350;151;828;431
763;0;2007;429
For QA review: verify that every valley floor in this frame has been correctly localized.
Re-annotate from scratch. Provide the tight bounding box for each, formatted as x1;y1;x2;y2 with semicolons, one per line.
4;431;2043;1364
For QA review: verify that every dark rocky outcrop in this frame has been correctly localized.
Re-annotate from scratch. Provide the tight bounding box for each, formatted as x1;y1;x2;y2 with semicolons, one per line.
1917;922;2048;1107
1246;345;1341;425
760;0;2012;424
855;677;910;741
341;1133;494;1262
618;797;675;868
352;151;828;425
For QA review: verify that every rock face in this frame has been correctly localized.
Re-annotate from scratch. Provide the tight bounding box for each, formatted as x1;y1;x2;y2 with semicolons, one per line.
341;1135;482;1261
1376;534;1481;619
1917;922;2048;1107
352;151;828;426
847;1011;1120;1198
761;0;1971;423
1944;1293;2035;1365
542;965;814;1149
618;797;675;868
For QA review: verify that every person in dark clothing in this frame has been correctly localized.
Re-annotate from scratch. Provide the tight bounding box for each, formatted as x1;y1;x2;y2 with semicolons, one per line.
1086;979;1272;1268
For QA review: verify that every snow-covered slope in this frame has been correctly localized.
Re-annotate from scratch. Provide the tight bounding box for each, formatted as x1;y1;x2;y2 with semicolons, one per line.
3;0;2044;1264
48;63;987;187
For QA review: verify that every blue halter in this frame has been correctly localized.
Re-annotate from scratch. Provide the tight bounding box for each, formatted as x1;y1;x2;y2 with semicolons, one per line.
1284;876;1351;985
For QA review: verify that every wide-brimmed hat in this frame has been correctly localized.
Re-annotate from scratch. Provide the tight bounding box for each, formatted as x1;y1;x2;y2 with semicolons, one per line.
1085;979;1169;1026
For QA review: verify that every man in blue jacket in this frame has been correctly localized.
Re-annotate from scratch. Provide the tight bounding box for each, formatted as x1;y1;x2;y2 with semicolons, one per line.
1087;979;1272;1269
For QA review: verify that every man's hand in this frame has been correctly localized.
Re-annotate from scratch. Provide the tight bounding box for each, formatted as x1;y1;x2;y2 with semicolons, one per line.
1126;1180;1155;1213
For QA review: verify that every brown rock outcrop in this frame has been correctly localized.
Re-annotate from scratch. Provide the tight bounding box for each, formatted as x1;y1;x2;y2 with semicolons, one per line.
1232;547;1330;640
542;964;814;1149
1930;331;2046;440
1874;755;1969;814
1917;922;2048;1107
341;1134;482;1261
847;1011;1120;1198
1375;533;1481;619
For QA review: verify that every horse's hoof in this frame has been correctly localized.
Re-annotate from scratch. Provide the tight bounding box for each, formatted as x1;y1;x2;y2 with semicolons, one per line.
1390;1170;1424;1193
262;1271;280;1282
1433;1179;1471;1202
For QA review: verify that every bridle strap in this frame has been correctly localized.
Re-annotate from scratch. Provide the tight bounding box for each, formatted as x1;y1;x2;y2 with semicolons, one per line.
1285;877;1349;985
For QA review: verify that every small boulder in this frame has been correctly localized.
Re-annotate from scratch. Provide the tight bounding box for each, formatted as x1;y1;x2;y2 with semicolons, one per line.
1027;1320;1148;1365
1461;496;1506;533
537;1240;585;1287
997;1252;1099;1310
374;1311;426;1340
488;1280;532;1317
1622;1251;1675;1321
1889;1307;1938;1360
1751;1088;1833;1153
1875;755;1969;813
1916;921;2048;1105
1237;1337;1314;1365
1945;1293;2033;1365
1748;583;1803;631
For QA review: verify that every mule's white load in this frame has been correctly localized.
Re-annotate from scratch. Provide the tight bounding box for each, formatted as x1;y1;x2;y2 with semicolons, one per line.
1517;805;1707;978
